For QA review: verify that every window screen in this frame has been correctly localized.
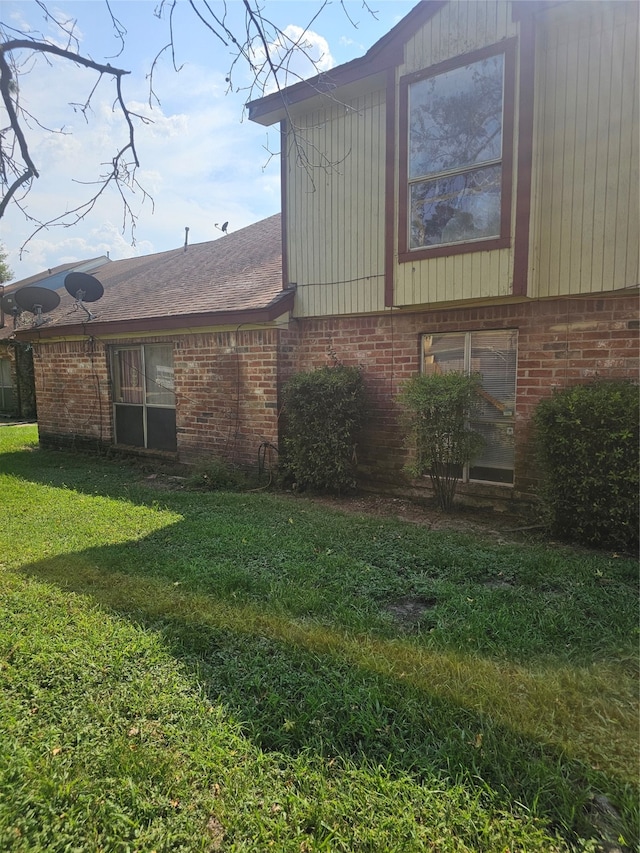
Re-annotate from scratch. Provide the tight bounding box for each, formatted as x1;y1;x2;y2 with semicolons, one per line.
0;359;15;412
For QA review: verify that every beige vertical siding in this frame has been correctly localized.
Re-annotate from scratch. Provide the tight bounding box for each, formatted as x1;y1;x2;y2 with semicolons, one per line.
530;1;639;297
286;89;387;318
287;2;520;318
285;1;637;317
402;0;518;75
394;248;514;307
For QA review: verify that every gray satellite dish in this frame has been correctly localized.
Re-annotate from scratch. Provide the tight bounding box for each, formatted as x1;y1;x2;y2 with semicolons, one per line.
64;271;103;320
15;286;60;326
1;293;20;314
14;286;60;313
64;272;104;302
1;293;21;329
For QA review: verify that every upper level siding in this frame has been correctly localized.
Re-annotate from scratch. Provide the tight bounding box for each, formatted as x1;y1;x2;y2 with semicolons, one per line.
394;1;518;309
529;1;639;297
282;1;638;319
285;89;387;318
401;0;517;75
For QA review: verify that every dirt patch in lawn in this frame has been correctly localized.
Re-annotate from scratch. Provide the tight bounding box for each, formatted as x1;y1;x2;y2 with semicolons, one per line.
138;469;539;544
298;493;537;543
384;595;438;629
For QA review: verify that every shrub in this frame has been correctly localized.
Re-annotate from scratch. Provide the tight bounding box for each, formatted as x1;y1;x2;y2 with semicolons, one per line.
533;380;639;553
399;372;484;511
282;365;367;494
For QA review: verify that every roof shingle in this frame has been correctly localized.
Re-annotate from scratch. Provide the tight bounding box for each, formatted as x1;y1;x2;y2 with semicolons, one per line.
5;215;285;339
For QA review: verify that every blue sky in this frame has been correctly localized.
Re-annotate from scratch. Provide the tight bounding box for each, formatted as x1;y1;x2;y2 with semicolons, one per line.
1;0;416;282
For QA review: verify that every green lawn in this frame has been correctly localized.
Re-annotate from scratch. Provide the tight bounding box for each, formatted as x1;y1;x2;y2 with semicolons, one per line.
0;424;637;852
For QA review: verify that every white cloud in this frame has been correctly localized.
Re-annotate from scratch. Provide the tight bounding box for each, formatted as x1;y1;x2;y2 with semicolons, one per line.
2;5;360;282
252;24;335;94
339;35;365;51
2;44;282;282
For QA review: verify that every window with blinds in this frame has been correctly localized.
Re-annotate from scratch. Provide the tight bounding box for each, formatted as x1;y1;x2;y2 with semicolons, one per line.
111;344;176;452
421;330;517;484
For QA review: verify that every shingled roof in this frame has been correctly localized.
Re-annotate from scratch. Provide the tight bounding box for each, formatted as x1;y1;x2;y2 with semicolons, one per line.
2;257;111;294
8;214;289;339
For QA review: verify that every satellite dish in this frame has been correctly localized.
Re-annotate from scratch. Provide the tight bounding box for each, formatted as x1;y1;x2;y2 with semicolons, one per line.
64;272;104;302
14;285;60;326
1;293;20;314
64;271;103;321
1;293;22;329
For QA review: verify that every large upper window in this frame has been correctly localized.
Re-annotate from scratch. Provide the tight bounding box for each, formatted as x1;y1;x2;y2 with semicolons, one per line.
399;42;515;260
111;344;176;452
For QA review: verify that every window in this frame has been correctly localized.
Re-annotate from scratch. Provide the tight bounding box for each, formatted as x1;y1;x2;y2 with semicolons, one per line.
422;330;517;484
111;344;176;452
399;42;515;260
0;358;15;412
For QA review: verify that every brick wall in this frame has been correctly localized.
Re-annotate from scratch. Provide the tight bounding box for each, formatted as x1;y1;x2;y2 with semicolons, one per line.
34;329;292;467
174;328;286;466
31;292;638;504
291;292;639;503
35;339;112;450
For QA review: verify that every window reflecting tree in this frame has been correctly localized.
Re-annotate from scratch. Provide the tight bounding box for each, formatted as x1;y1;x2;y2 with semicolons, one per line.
408;54;504;249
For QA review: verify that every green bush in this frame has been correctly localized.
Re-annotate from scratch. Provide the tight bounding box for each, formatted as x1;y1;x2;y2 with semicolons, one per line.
282;365;367;494
399;372;484;511
533;380;639;553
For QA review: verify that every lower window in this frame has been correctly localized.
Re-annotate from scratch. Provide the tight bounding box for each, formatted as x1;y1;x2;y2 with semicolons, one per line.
111;344;177;452
0;358;15;412
421;330;517;484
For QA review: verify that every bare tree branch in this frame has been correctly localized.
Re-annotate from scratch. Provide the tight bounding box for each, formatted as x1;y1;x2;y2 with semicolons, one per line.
0;48;39;179
0;166;35;220
2;38;130;80
1;0;379;251
0;26;147;251
104;0;127;59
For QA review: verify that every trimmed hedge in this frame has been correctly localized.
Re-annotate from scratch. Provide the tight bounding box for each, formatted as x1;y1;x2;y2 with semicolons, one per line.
533;380;639;553
282;365;366;494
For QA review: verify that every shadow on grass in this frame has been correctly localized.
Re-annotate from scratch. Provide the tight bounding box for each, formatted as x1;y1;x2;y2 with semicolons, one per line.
3;442;639;845
17;542;639;849
0;446;190;506
2;448;637;664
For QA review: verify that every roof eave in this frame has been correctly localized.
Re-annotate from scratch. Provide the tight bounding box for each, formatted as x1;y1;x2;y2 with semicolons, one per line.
247;0;446;125
14;288;295;340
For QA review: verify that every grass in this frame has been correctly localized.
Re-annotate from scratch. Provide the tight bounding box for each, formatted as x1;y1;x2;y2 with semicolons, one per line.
0;424;637;852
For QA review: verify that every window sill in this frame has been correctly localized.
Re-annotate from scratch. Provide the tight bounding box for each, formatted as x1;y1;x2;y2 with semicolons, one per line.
398;235;511;264
112;443;179;461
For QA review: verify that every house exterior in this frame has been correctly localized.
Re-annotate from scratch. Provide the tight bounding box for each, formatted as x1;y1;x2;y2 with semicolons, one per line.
10;0;639;508
11;216;296;465
0;257;111;419
246;0;639;503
